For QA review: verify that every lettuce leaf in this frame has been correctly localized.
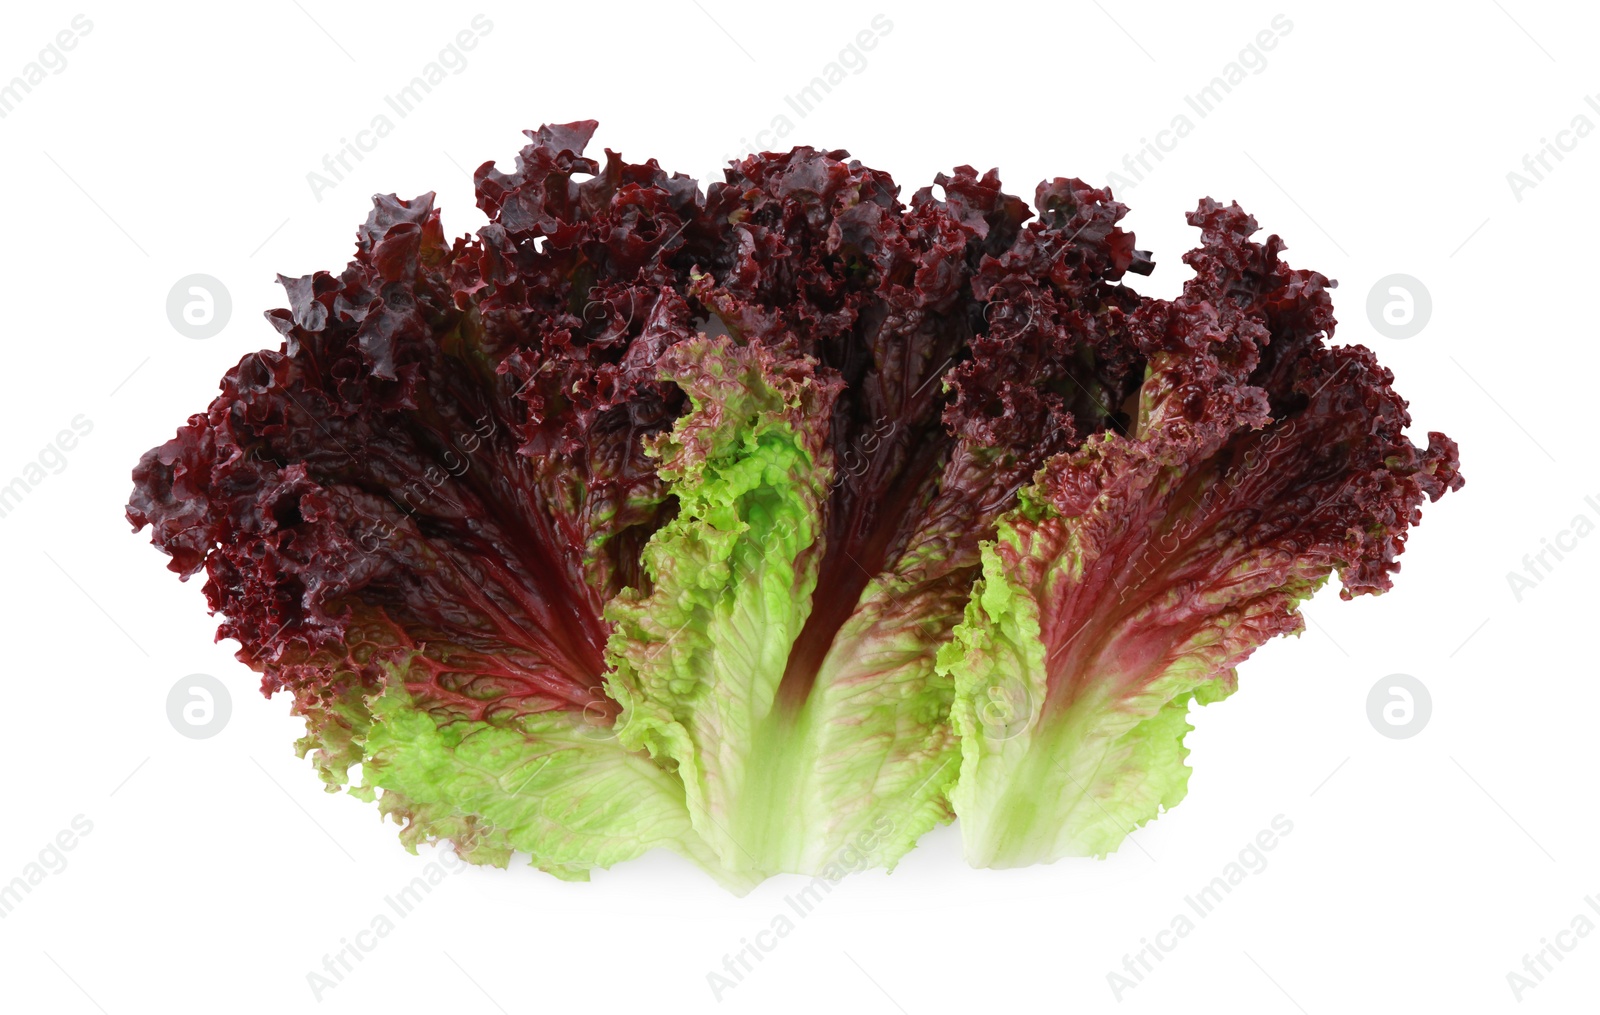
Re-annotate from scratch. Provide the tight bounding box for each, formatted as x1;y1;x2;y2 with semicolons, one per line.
599;156;1164;877
940;200;1462;867
128;123;1461;887
128;123;732;883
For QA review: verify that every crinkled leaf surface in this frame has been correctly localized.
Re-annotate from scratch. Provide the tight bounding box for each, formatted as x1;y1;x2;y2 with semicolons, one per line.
940;201;1462;867
128;123;1461;886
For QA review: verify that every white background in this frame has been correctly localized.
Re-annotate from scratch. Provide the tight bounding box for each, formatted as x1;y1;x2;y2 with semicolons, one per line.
0;2;1593;1012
